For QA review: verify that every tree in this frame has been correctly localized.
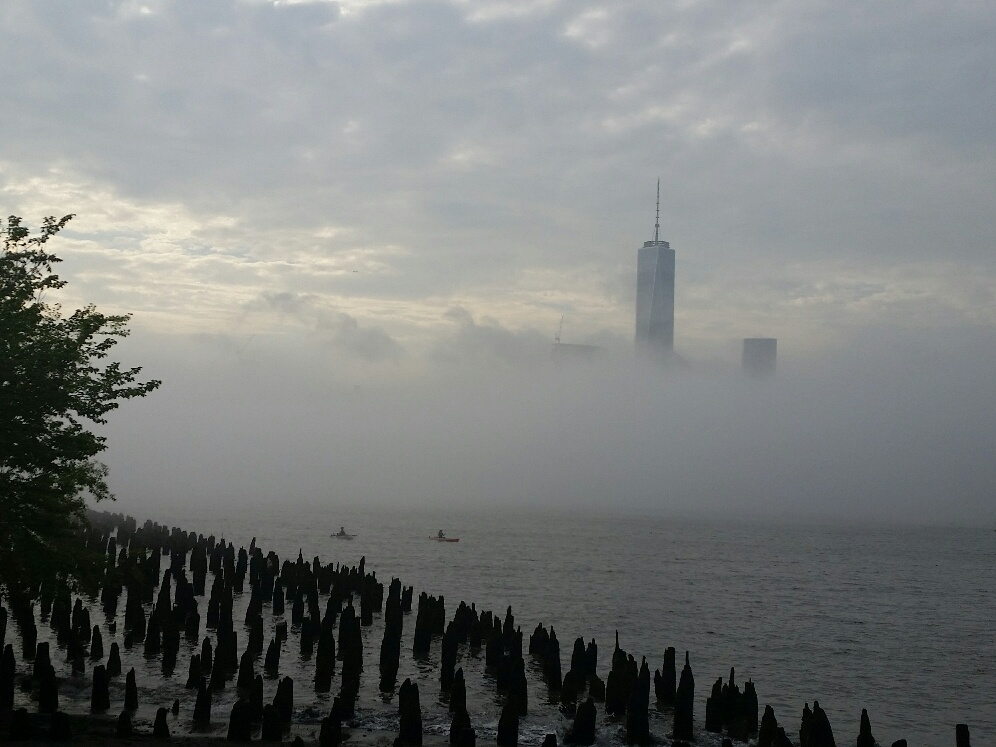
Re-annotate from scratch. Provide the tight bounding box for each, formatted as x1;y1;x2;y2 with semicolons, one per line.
0;215;160;596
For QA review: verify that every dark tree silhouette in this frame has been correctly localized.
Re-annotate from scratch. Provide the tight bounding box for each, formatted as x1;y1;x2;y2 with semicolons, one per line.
1;215;160;595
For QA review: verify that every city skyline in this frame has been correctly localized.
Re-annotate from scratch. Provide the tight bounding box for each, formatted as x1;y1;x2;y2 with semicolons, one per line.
1;1;992;376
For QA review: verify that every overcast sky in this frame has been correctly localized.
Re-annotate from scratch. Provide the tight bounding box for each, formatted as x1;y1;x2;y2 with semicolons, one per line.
3;0;994;520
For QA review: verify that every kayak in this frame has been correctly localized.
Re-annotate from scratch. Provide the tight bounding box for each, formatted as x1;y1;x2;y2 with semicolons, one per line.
331;533;356;540
431;537;459;542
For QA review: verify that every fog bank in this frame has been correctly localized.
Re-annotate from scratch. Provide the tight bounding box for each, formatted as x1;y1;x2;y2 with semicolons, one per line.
98;325;996;526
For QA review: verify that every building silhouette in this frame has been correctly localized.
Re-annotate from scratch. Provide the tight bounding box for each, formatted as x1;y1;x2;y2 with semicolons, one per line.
635;180;675;357
742;338;777;377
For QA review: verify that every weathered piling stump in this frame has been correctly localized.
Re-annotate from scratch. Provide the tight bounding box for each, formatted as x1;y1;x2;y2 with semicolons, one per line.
497;693;520;747
275;676;294;725
251;674;265;722
144;611;162;658
398;678;423;746
605;633;632;717
301;617;317;659
412;593;435;657
440;623;458;690
90;664;111;712
529;623;549;657
340;604;363;702
741;678;759;736
542;735;557;747
565;697;597;745
799;700;836;747
201;636;214;674
856;708;875;747
227;699;254;741
450;667;467;713
510;657;528;715
249;615;265;655
153;706;170;738
654;646;676;706
379;585;403;691
273;581;286;617
956;724;971;747
90;625;104;660
193;679;212;727
544;628;562;691
625;658;651;745
672;652;695;742
0;643;15;709
264;637;281;676
185;610;200;640
186;654;202;688
39;662;59;713
588;673;605;701
584;639;597;678
706;677;724;732
261;703;282;741
125;668;138;710
559;664;582;708
67;630;86;674
315;622;336;692
237;650;255;692
209;652;228;691
116;710;133;737
759;704;779;747
449;704;473;746
319;699;343;747
107;642;122;677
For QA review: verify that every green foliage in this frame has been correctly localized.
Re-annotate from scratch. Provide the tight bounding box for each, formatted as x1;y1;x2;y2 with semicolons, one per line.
0;215;161;596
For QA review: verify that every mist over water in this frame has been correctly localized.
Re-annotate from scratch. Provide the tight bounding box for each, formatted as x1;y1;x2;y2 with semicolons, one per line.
105;326;996;526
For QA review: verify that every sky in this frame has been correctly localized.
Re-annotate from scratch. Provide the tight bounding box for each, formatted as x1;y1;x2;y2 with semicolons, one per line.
2;0;994;521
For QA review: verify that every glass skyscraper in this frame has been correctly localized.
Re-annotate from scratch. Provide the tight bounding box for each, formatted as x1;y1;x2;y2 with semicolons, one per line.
635;182;675;357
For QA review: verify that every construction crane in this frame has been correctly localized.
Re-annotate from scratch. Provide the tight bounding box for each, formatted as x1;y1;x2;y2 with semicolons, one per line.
554;315;564;345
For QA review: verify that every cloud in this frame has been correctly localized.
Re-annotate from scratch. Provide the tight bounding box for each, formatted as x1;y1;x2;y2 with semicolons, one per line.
1;0;994;365
250;290;404;362
431;306;551;369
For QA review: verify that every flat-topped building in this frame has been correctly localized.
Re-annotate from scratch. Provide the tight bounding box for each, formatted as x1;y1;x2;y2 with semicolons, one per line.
743;338;777;377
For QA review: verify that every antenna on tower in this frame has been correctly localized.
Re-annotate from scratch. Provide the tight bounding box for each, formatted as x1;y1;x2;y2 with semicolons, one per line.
653;178;661;243
554;315;564;345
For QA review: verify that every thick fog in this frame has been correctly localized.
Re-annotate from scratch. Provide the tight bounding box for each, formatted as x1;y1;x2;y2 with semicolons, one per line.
100;325;996;526
3;1;994;526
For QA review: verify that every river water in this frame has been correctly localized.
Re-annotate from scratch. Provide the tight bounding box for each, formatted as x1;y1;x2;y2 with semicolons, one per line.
6;505;994;745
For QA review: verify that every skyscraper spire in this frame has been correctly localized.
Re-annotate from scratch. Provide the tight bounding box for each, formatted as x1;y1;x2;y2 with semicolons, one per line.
653;178;661;243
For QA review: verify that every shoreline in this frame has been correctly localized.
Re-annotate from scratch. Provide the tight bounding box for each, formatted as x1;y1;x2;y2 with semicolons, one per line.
0;510;981;746
0;708;455;746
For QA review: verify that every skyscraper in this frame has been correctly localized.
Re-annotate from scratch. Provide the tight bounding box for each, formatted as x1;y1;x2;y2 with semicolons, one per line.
742;338;777;377
635;180;675;357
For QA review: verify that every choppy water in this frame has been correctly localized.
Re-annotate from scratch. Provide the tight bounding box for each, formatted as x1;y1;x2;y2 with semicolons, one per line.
6;505;995;745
